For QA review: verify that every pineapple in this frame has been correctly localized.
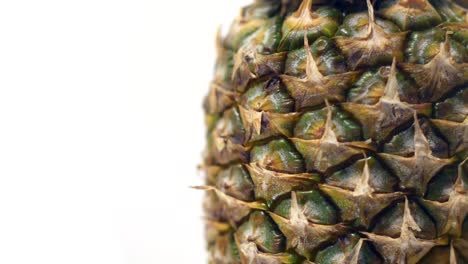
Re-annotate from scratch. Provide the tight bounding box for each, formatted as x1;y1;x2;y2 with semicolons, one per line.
201;0;467;263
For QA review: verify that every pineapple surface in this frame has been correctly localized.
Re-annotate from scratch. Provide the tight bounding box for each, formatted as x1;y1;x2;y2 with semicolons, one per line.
202;0;468;263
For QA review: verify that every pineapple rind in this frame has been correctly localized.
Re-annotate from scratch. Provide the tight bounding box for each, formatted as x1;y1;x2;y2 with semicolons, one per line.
203;0;468;263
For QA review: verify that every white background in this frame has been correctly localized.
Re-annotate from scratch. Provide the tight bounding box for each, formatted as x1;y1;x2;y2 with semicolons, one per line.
0;0;251;263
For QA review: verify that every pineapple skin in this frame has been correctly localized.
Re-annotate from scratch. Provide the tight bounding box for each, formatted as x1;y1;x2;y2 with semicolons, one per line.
202;0;467;263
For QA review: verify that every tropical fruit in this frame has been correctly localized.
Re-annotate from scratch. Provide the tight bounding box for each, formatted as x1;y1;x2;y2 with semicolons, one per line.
201;0;467;263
